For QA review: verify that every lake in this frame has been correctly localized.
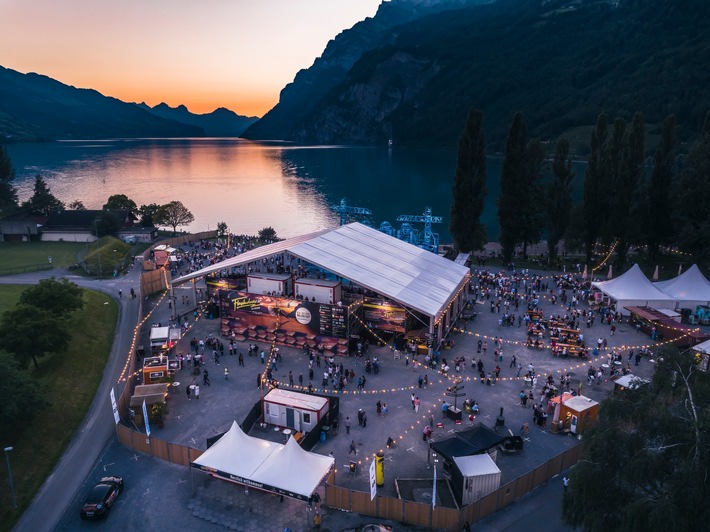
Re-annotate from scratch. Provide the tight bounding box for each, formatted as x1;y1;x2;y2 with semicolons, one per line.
5;139;585;242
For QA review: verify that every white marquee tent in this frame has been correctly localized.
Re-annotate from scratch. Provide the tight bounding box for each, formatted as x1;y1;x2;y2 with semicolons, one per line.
592;264;676;315
191;421;334;500
654;264;710;308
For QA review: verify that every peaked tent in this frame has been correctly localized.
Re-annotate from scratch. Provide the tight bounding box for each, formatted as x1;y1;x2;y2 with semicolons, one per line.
654;264;710;307
591;264;676;315
191;421;334;501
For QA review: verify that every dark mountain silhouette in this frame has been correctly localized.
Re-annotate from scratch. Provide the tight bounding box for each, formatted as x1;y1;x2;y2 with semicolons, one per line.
0;65;204;141
136;102;258;137
242;0;487;141
244;0;710;150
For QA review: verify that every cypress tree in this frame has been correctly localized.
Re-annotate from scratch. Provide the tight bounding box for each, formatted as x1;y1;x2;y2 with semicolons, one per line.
582;113;609;263
0;145;18;211
520;138;546;257
498;112;528;264
449;108;487;252
646;115;676;259
545;138;574;261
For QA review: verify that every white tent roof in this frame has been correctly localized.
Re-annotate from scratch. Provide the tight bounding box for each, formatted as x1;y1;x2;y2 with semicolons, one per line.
174;223;470;319
254;436;335;498
654;264;710;305
193;421;280;480
692;339;710;354
592;264;676;311
192;421;334;500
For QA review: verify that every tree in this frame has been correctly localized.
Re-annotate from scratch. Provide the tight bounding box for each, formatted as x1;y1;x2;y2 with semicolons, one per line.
92;210;122;237
0;305;71;370
598;117;626;245
614;112;645;269
21;174;65;216
258;226;278;242
0;352;45;427
646;115;677;259
103;194;138;215
153;201;194;235
498;112;528;263
545;137;574;261
217;221;228;237
519;138;546;257
0;144;19;211
449;108;488;252
562;346;710;531
138;203;160;227
674;110;710;260
582;114;609;262
68;199;86;210
19;277;84;317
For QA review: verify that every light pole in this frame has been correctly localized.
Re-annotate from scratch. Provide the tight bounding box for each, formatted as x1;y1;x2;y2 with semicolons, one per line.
4;446;17;509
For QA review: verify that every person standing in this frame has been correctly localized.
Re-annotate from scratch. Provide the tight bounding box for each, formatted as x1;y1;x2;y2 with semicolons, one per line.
238;352;244;367
349;440;357;456
563;476;569;491
224;367;229;380
186;385;191;401
194;384;200;400
362;412;367;428
345;416;351;434
414;397;421;413
203;369;210;386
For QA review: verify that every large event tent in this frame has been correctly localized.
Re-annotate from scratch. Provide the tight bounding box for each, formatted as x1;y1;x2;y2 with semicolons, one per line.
592;264;676;315
654;264;710;308
172;222;471;341
191;421;334;500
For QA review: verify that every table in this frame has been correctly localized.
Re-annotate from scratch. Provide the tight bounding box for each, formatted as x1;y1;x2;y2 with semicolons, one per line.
282;428;292;436
172;382;180;387
614;361;622;366
601;364;610;369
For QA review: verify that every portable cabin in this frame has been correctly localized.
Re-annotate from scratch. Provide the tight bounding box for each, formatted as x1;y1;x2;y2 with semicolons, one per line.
451;454;502;506
261;388;329;433
247;272;293;296
294;278;342;304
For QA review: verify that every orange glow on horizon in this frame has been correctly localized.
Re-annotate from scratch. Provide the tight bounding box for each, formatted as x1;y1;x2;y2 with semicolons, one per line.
0;0;382;119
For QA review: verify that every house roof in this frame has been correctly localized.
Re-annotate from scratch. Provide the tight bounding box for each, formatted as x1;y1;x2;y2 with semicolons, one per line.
174;223;470;319
43;209;135;228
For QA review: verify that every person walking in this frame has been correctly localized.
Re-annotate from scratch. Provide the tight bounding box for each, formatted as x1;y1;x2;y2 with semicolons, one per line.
563;476;569;491
238;352;244;367
348;440;357;456
203;369;210;386
224;367;229;380
414;396;421;413
186;385;191;401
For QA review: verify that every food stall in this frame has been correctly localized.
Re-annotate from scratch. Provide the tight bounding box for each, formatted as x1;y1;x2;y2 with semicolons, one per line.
551;393;599;435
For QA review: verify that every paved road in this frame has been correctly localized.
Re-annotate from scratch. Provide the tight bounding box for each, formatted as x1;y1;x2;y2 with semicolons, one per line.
1;268;142;532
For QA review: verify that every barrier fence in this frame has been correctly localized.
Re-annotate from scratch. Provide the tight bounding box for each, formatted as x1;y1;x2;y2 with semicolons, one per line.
325;444;581;531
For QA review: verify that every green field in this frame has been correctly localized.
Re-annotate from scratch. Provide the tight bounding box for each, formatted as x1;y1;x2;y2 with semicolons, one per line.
0;285;117;531
0;241;84;274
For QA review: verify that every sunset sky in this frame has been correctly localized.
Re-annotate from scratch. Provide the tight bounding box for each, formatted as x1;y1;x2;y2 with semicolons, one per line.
0;0;383;117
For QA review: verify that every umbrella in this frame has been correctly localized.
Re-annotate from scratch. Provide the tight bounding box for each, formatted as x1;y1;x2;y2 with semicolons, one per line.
678;264;683;276
652;265;659;281
582;265;588;280
607;264;613;279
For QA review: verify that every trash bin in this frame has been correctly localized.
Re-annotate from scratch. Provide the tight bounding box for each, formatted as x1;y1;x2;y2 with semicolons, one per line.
320;431;326;443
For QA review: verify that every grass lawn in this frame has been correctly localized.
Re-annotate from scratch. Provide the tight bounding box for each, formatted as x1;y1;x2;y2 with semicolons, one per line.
0;241;85;274
0;286;117;531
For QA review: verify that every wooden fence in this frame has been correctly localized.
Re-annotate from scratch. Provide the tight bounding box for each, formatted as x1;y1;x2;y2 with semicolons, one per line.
116;424;203;465
325;445;581;531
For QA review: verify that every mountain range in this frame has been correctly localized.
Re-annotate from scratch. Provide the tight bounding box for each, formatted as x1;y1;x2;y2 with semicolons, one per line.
0;65;257;142
2;0;709;149
244;0;710;151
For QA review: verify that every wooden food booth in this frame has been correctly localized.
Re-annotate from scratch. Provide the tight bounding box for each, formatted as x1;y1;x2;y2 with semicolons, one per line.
551;393;599;435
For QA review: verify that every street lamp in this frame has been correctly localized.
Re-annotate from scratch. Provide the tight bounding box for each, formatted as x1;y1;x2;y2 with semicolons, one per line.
4;446;17;509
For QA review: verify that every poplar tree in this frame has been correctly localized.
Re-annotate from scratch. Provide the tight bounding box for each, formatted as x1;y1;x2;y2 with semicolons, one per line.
674;110;710;260
498;112;528;263
614;112;645;268
21;175;65;216
519;138;546;257
545;137;574;261
646;115;676;259
449;108;487;252
0;145;19;211
599;117;626;245
583;114;608;262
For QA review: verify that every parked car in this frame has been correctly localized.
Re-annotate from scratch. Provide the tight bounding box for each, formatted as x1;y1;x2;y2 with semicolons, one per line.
340;525;393;532
80;476;123;519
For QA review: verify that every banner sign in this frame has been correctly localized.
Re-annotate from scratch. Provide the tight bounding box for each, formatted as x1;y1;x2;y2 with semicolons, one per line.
369;458;377;501
110;387;120;425
362;300;407;333
220;291;347;340
142;399;151;437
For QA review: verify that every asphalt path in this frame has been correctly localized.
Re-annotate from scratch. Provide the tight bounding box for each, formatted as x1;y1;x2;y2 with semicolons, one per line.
2;267;142;532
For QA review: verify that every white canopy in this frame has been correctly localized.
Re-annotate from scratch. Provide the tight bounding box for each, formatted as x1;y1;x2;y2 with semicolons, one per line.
692;338;710;354
592;264;676;315
192;421;334;500
174;222;470;319
654;264;710;307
